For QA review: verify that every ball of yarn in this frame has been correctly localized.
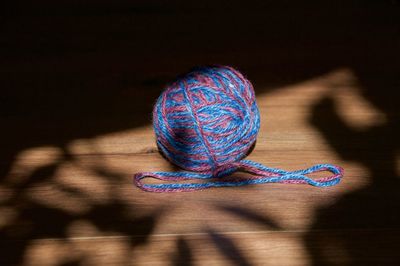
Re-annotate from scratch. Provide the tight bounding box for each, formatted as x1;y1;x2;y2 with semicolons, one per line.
153;66;260;176
134;65;344;192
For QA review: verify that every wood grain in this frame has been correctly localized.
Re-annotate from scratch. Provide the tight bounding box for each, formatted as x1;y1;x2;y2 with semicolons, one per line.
1;1;399;265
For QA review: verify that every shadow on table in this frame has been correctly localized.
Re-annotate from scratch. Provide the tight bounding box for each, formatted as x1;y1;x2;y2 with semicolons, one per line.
0;151;163;265
304;60;400;265
0;0;399;265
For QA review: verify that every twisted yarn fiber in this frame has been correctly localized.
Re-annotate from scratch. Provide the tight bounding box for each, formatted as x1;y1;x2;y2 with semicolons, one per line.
134;66;344;192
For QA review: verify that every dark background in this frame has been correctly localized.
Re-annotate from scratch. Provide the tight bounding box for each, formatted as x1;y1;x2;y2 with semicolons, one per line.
1;0;399;265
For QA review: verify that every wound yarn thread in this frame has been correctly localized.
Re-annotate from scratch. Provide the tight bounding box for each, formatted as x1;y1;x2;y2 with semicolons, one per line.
134;66;344;192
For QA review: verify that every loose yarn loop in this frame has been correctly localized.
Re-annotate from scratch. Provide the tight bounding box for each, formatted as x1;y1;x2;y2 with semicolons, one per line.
134;66;344;192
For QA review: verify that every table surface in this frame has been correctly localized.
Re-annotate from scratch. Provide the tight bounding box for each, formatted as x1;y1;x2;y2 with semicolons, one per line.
1;1;399;265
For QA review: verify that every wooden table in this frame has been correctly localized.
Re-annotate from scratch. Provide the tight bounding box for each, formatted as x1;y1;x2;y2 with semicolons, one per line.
1;1;399;265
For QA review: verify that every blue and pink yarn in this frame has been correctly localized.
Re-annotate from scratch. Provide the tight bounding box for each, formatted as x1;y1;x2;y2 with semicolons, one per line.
134;66;344;192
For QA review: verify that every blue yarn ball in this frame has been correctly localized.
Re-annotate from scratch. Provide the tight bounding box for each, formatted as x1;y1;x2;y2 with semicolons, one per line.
153;66;260;175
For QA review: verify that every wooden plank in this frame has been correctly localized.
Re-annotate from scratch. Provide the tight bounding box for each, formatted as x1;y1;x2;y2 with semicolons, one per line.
2;68;397;265
3;229;400;266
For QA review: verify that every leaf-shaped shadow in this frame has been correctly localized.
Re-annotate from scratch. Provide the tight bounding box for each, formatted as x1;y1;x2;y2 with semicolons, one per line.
171;237;193;266
58;257;84;266
217;204;282;230
207;229;252;266
17;161;60;189
84;201;162;247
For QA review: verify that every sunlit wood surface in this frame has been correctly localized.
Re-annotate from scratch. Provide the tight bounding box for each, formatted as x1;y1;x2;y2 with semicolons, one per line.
1;1;399;265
